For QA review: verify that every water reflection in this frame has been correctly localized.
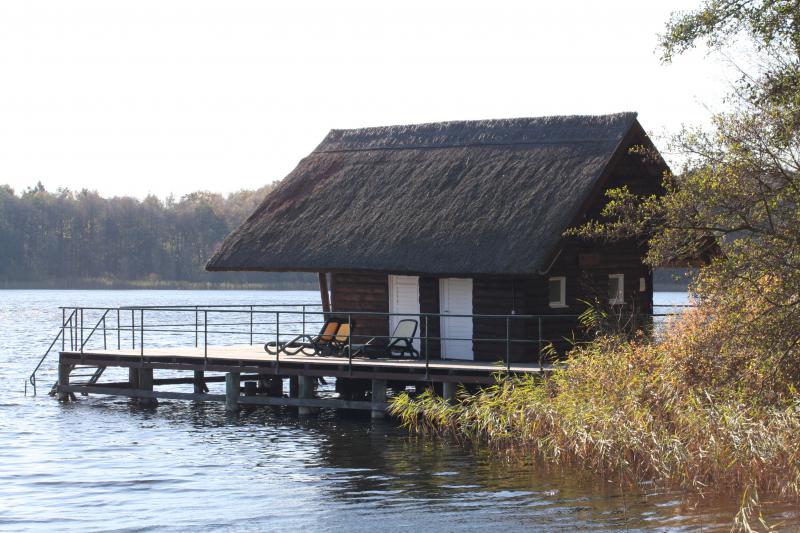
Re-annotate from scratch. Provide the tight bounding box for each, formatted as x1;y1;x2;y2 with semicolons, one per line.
72;397;765;532
3;290;798;532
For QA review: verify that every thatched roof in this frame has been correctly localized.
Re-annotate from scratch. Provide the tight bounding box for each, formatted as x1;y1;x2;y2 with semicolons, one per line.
207;113;652;276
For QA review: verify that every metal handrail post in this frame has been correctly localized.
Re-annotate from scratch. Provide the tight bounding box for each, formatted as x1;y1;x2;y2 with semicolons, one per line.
249;305;253;345
302;305;306;336
131;309;135;350
62;308;66;351
195;306;199;348
506;317;511;372
424;315;429;380
538;317;543;372
139;309;144;360
275;311;280;373
103;315;107;350
80;308;84;353
204;310;208;363
116;308;121;349
347;313;352;376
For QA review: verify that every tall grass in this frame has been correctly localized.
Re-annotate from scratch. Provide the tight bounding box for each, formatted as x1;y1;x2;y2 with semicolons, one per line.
389;306;800;529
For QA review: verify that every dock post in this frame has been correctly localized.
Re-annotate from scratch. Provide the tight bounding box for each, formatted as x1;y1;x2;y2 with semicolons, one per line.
269;376;284;397
128;367;140;389
225;372;240;412
193;371;206;395
289;376;299;398
371;379;387;419
57;361;71;402
442;381;457;403
298;376;315;416
137;368;157;408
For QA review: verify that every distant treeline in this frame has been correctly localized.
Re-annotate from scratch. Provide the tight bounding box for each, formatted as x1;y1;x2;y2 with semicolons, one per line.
0;182;692;291
0;182;316;289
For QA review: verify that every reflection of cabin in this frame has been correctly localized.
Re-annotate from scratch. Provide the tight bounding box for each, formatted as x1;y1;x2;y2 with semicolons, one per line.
207;113;668;362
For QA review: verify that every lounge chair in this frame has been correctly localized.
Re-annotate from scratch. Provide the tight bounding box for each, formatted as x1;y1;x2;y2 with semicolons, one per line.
264;317;350;357
348;319;419;359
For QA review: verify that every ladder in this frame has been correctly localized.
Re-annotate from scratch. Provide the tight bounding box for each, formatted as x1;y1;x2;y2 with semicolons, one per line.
27;308;110;397
48;364;107;397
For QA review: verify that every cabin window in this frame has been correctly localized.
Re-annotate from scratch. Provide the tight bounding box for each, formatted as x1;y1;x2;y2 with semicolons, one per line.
609;273;624;305
548;276;566;308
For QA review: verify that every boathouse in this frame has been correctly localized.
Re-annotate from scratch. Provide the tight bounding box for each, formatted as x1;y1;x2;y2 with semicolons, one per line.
207;112;668;363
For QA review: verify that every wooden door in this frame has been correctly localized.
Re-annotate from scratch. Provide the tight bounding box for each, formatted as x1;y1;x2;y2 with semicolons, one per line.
388;275;420;352
439;278;474;360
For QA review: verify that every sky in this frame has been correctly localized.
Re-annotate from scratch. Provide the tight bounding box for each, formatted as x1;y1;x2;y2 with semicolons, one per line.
0;1;736;199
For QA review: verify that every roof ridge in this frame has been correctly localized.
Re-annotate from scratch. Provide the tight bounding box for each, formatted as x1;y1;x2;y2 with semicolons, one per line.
326;112;638;135
314;137;623;154
315;112;638;153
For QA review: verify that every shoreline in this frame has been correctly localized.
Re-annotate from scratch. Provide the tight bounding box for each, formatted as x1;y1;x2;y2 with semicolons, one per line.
1;281;688;292
0;279;318;291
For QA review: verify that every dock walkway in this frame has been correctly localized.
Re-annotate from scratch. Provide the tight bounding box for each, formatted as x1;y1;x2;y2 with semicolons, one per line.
55;345;553;415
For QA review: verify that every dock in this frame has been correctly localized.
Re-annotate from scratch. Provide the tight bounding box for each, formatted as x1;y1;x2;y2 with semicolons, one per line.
30;304;556;418
56;345;552;416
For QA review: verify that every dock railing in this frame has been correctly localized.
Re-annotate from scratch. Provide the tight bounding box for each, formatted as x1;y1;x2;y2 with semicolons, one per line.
26;303;690;395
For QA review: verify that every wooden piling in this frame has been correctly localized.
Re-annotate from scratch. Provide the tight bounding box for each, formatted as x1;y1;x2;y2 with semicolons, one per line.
269;376;284;397
128;367;140;389
57;362;71;402
193;370;206;394
298;376;315;416
442;381;457;403
138;368;157;408
225;372;240;412
371;379;387;419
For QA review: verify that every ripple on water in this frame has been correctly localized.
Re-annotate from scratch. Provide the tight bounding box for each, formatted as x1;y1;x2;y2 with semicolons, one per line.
1;290;789;532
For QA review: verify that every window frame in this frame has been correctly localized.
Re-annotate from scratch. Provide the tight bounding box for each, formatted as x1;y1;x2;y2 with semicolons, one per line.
609;273;625;305
548;276;567;309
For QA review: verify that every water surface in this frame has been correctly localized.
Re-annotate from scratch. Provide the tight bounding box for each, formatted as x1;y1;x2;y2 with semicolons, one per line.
0;290;794;532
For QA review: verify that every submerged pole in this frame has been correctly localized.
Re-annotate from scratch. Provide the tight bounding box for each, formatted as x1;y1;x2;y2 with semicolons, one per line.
298;376;315;416
193;370;206;395
442;381;457;403
225;372;240;412
57;361;71;402
137;368;157;408
371;379;387;419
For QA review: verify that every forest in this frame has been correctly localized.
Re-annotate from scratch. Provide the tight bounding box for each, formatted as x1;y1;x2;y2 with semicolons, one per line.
0;182;316;289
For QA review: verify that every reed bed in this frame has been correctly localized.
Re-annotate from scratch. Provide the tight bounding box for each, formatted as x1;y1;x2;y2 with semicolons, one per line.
389;306;800;530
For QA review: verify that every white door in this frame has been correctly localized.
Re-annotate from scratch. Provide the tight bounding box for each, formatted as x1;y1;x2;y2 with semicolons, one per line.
439;278;474;360
388;275;421;352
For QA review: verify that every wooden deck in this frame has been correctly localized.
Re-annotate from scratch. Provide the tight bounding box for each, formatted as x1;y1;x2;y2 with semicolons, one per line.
54;344;553;413
61;344;551;384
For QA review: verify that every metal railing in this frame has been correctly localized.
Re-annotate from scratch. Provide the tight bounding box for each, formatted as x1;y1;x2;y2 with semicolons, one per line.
27;303;689;395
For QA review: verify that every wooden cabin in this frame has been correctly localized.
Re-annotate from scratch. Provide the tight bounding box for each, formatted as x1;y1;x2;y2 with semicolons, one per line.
207;113;668;363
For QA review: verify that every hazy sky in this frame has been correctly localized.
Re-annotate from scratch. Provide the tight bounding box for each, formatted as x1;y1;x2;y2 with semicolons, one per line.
0;1;734;199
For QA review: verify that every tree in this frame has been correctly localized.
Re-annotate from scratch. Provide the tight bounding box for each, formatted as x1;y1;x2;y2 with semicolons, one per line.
0;182;312;288
572;0;800;398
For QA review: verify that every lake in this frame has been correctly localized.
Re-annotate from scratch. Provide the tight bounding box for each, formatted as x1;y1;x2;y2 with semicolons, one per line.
0;290;785;532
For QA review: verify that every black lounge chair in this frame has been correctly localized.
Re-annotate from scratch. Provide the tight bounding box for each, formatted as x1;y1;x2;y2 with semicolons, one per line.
265;317;351;357
349;319;419;359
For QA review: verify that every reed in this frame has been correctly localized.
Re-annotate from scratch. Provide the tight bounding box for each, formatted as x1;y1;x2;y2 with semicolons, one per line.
389;305;800;529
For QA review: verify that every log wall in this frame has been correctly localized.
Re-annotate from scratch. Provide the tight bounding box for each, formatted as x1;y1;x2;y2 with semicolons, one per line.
330;272;389;345
328;139;660;363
